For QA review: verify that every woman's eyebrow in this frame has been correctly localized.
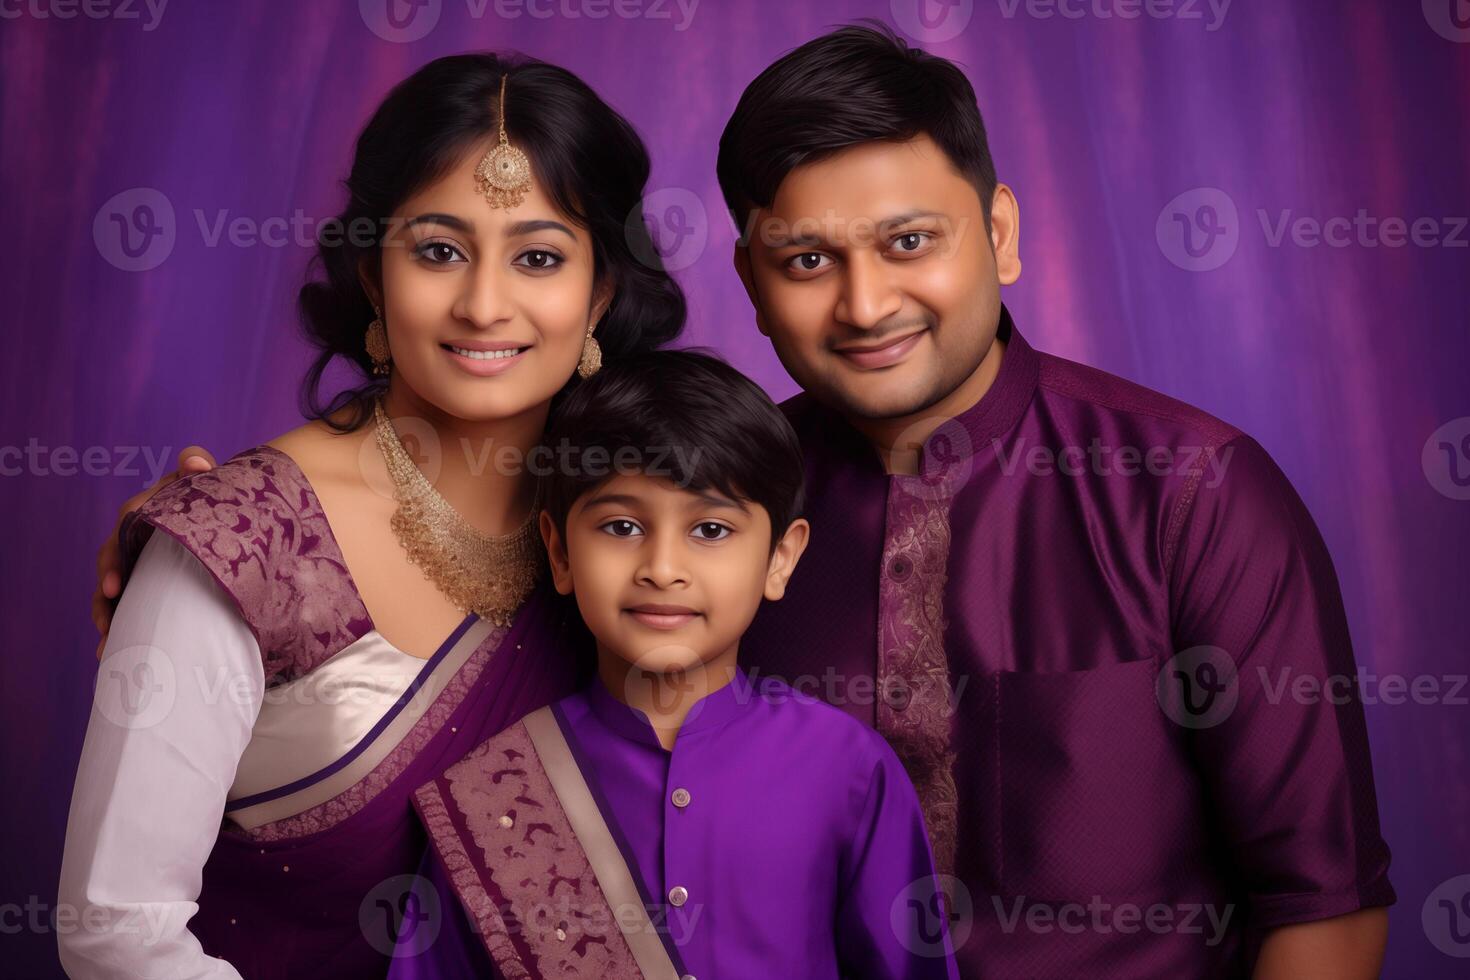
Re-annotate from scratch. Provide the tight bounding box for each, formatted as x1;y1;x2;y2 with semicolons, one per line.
401;215;575;240
405;212;472;233
505;218;575;239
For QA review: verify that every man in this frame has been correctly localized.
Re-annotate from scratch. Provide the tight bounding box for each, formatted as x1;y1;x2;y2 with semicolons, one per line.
94;23;1392;978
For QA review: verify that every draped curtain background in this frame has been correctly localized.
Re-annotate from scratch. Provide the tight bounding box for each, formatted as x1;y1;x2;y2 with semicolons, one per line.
2;1;1466;975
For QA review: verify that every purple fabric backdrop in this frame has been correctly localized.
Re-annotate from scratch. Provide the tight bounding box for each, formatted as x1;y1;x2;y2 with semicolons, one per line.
2;1;1466;976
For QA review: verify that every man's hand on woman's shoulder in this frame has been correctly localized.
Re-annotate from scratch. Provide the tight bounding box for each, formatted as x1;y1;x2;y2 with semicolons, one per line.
93;445;217;658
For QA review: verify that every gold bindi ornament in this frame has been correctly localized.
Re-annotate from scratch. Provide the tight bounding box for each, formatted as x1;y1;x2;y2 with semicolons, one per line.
474;74;532;211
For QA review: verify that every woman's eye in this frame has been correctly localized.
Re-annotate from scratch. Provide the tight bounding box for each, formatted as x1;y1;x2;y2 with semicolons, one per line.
693;522;731;541
514;249;564;271
416;241;466;264
786;252;832;275
600;519;642;537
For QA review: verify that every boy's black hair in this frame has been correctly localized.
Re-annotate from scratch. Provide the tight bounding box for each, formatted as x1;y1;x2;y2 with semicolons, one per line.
540;349;805;551
717;20;998;238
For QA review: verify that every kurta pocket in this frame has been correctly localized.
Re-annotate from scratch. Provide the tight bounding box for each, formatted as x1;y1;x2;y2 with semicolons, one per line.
995;656;1189;903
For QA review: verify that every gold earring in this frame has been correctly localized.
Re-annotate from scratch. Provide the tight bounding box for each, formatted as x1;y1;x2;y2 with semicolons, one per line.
577;327;602;379
365;304;391;376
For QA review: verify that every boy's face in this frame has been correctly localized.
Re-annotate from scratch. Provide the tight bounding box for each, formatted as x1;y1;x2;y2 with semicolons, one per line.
734;134;1021;424
540;473;809;677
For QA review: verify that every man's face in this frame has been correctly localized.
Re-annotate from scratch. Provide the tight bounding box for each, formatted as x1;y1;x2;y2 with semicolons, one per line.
735;135;1020;423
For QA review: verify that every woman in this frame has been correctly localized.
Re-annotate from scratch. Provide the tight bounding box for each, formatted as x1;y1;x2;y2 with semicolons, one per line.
59;52;683;979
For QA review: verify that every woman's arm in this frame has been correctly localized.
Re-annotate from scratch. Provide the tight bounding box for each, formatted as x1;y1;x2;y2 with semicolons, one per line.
60;531;263;979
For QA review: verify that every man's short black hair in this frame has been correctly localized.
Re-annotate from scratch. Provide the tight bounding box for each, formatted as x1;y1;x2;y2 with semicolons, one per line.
540;349;805;551
717;20;998;238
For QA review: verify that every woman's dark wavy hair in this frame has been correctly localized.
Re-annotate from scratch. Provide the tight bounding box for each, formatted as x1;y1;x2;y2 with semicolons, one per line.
298;52;686;431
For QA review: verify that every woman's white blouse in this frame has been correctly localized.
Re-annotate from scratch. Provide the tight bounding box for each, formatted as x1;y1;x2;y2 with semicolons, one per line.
57;531;430;978
59;531;263;978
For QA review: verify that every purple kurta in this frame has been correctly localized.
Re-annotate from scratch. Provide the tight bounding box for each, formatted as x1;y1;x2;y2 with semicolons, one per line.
391;670;961;979
739;306;1395;978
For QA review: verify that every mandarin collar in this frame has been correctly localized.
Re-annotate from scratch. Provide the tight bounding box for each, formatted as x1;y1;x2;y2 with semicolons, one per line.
585;666;757;750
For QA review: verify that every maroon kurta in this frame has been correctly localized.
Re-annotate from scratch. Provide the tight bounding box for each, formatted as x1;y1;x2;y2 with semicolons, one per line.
741;306;1394;978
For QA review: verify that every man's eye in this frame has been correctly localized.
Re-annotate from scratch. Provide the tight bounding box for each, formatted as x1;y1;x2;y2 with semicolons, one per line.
786;252;831;274
891;232;932;254
693;522;731;541
600;519;642;537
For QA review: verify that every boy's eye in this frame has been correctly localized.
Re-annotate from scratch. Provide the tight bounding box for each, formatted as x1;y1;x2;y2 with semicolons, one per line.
599;519;642;537
692;522;731;541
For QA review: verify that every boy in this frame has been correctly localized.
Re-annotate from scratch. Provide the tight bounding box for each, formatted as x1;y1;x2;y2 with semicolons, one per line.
389;350;960;979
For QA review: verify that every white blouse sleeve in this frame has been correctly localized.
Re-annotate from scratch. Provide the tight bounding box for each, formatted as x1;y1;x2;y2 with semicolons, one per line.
58;531;265;979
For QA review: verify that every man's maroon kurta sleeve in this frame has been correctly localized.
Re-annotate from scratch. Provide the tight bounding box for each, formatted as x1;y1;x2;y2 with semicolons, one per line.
1167;433;1395;928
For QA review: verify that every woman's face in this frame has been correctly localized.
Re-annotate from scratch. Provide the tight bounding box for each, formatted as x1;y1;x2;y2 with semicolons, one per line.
373;138;609;424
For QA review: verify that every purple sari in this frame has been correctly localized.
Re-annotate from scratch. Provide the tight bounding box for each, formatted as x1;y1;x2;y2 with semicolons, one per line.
118;445;592;978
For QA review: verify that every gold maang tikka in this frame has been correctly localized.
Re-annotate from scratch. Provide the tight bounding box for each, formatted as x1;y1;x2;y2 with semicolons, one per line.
474;75;532;210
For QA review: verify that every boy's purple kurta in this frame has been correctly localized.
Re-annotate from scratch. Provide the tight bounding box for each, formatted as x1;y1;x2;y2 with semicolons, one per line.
392;670;961;979
739;306;1395;978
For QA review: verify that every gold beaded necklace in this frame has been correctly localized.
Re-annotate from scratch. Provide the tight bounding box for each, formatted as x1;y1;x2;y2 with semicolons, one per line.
372;397;543;626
